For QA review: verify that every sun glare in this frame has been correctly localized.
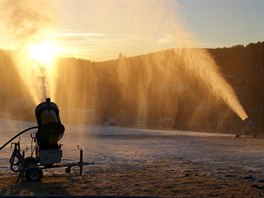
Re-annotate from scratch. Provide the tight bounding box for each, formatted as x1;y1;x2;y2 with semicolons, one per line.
27;40;60;66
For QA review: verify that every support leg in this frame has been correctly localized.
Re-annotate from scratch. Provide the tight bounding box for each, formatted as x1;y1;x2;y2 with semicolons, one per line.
79;149;83;176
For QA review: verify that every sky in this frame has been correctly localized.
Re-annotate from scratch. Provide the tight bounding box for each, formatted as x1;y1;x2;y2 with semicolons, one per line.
177;0;263;48
0;0;263;61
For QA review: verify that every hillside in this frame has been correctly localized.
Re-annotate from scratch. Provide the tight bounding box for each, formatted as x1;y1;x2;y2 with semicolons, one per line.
0;42;263;134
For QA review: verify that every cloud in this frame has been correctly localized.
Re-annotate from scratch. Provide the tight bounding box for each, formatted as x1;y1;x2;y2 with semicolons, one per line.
49;30;107;42
52;31;106;38
157;38;170;44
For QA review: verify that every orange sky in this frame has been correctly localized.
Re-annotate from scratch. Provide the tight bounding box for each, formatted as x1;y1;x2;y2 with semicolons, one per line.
0;0;263;61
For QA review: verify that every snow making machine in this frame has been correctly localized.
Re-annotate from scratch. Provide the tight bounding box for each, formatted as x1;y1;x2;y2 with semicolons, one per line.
235;117;257;138
0;98;93;182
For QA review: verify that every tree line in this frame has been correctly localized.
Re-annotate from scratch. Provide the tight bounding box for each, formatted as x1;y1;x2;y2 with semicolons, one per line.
0;42;263;134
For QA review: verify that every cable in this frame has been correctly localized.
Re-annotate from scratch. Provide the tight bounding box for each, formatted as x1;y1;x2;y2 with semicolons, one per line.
0;126;38;151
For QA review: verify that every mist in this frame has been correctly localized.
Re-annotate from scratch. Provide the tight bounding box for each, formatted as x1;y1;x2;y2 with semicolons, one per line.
1;1;248;131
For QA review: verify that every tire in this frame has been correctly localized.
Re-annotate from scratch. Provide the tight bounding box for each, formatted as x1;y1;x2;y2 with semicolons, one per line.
65;167;71;173
25;167;43;181
24;157;37;165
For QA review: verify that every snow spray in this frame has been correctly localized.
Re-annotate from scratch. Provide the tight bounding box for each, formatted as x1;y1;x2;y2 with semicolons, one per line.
3;0;56;104
2;1;249;125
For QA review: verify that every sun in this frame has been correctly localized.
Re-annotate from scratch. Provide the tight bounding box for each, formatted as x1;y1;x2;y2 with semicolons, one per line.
27;40;60;66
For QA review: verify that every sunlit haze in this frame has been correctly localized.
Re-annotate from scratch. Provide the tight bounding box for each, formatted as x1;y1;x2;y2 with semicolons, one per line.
27;40;60;66
0;0;263;61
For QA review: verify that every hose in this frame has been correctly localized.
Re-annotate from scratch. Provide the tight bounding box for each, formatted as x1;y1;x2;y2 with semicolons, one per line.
0;126;38;151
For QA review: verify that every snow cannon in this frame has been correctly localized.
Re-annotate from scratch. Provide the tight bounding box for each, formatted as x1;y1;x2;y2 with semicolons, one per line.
35;98;65;164
0;98;94;183
35;98;64;149
236;117;256;137
242;118;256;134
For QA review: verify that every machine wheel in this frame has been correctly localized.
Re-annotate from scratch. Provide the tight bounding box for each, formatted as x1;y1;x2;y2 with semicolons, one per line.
24;157;37;165
65;167;71;173
25;167;43;181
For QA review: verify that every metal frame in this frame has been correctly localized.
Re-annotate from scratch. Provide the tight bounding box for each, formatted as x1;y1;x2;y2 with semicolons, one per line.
1;127;94;183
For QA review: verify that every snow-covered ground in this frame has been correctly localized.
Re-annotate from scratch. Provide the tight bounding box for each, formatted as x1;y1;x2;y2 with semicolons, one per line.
0;119;263;196
1;119;263;173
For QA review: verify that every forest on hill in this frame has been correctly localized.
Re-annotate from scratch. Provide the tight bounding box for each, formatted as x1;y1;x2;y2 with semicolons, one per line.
0;42;263;134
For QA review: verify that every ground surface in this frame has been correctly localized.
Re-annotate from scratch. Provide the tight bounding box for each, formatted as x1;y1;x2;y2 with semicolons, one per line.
0;120;263;197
